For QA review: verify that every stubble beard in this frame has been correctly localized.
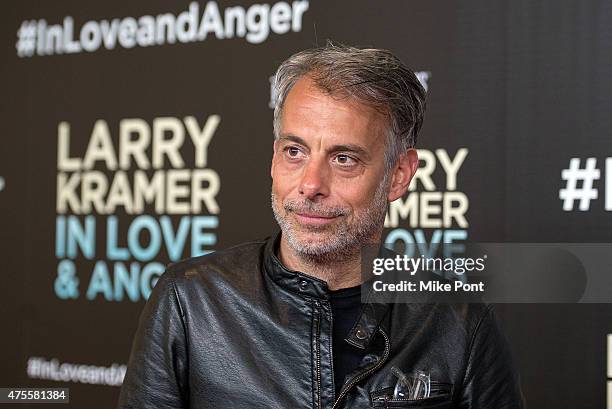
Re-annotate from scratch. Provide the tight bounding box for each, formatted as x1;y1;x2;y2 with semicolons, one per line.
271;175;389;264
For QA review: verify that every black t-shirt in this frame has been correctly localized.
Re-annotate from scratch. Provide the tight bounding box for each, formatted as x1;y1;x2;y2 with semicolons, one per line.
329;284;366;397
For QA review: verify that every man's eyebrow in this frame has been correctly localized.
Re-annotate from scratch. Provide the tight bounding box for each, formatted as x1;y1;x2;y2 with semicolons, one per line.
278;134;308;146
278;135;371;160
328;144;370;160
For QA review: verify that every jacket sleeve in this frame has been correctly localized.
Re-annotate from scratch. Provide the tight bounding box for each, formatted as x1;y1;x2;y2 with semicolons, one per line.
458;305;525;409
117;271;189;409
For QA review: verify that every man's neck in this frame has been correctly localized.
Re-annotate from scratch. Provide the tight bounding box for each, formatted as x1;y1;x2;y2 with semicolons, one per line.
278;237;363;290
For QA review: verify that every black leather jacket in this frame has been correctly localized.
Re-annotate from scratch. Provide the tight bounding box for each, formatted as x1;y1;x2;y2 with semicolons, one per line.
118;233;524;408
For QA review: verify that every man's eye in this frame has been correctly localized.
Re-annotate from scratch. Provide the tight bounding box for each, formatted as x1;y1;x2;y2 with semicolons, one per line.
284;146;303;158
334;154;357;166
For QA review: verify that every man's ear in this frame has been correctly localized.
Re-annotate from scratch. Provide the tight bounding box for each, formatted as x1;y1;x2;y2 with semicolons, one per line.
271;139;279;179
387;149;419;202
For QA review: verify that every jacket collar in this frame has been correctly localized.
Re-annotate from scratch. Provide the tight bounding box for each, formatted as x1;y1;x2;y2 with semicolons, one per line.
263;229;331;299
263;230;390;350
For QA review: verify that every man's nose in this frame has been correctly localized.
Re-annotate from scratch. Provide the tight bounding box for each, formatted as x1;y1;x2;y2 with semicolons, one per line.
298;157;330;199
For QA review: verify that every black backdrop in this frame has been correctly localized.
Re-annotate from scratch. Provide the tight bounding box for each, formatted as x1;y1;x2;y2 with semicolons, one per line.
2;1;612;407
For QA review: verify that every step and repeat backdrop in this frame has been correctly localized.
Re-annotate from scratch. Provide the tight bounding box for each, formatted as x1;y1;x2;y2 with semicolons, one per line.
1;0;612;407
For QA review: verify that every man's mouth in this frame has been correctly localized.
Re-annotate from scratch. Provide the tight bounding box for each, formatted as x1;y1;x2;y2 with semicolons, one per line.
293;212;340;226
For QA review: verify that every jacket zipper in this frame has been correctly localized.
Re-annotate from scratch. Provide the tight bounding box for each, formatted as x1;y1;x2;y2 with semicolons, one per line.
331;328;390;409
313;300;322;409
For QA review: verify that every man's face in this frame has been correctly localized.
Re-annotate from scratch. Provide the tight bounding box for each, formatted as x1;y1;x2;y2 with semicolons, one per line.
271;76;390;261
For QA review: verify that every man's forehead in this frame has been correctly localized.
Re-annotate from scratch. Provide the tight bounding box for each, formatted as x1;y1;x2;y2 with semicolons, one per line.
280;76;387;149
285;76;380;116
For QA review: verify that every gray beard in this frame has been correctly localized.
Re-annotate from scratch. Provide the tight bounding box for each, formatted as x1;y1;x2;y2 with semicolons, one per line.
271;176;389;265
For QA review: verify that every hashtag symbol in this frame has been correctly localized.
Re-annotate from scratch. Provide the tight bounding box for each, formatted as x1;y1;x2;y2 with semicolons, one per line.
16;20;37;57
559;158;600;211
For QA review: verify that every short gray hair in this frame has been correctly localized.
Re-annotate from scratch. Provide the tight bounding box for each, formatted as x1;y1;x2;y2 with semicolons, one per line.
272;42;426;172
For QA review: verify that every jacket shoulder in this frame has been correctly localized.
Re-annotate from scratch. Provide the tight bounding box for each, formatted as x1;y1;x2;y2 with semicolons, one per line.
164;238;268;284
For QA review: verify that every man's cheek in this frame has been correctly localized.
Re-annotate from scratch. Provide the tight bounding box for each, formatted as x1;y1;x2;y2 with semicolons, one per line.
273;163;295;180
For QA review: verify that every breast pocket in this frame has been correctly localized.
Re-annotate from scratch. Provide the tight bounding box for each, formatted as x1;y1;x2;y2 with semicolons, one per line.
370;383;453;408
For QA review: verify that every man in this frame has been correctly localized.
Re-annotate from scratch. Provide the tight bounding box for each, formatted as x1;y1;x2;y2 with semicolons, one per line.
118;43;524;408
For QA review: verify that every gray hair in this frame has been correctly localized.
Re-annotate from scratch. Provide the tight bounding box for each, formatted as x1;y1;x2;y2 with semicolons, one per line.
272;42;426;173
